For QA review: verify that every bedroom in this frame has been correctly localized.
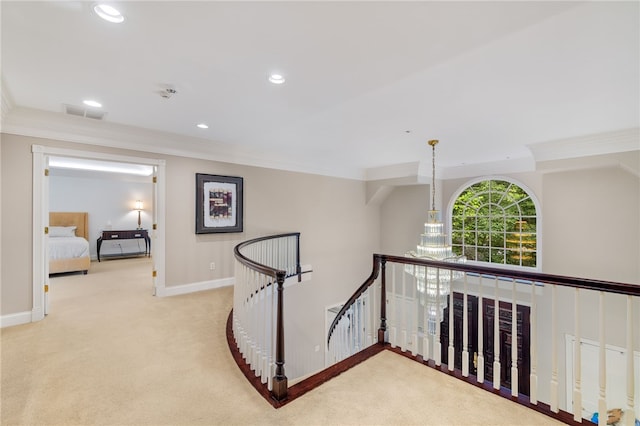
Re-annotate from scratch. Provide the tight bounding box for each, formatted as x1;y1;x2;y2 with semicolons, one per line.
47;156;154;306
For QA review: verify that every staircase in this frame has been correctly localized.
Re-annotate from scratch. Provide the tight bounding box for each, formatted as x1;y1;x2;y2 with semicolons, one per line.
230;234;639;425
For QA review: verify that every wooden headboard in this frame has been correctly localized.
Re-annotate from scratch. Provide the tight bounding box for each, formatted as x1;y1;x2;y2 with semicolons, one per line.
50;212;89;240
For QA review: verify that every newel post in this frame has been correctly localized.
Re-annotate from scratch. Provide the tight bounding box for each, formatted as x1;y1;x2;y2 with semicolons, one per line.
378;256;387;343
272;271;288;401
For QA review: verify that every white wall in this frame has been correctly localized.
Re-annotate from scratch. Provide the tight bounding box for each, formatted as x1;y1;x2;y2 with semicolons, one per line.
49;169;153;259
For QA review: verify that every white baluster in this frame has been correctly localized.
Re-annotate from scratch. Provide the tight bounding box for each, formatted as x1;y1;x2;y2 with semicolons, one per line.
339;319;345;361
477;274;484;384
511;279;518;397
372;282;377;347
448;270;455;372
462;273;469;377
369;287;375;347
435;268;442;366
530;280;538;404
401;267;408;352
598;291;606;426
347;306;353;355
626;295;636;426
574;288;582;422
420;266;429;361
423;285;430;363
364;288;370;347
493;277;501;390
412;267;418;356
390;264;397;348
356;299;359;352
256;274;263;379
270;272;276;383
371;281;380;343
550;284;559;413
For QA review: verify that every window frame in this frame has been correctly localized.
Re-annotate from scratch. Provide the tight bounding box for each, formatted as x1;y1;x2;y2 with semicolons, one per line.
446;176;542;271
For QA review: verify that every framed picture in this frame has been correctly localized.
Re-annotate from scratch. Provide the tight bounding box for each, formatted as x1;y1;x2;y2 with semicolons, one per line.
195;173;243;234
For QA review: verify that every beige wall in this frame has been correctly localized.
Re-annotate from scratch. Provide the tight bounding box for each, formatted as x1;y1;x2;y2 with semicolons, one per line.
379;153;640;409
0;134;380;320
543;162;640;284
2;132;638;389
380;184;429;256
1;138;33;314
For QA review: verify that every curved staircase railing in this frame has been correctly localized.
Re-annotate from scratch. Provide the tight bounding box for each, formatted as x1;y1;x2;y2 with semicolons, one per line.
232;233;303;402
326;255;383;364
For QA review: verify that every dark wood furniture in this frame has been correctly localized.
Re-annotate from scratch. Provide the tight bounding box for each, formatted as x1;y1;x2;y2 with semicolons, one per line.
97;229;150;262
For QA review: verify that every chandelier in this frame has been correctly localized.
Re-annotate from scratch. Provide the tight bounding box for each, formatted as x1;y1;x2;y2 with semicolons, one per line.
405;140;466;335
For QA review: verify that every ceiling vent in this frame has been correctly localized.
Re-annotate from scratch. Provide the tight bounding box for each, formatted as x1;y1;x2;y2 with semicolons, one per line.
63;104;106;120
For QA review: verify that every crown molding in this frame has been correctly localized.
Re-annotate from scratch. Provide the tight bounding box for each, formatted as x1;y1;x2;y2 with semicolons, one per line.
2;107;363;180
441;156;536;180
7;107;634;183
365;161;425;181
527;128;640;163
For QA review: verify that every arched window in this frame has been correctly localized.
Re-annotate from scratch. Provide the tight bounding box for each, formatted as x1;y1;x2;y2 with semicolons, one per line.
450;178;539;268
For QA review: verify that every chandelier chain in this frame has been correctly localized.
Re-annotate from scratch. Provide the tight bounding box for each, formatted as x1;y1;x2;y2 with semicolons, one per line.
428;140;438;210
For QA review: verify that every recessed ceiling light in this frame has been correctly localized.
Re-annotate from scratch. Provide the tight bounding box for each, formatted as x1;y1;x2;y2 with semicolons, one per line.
196;123;209;129
94;4;125;23
83;100;102;108
268;74;286;85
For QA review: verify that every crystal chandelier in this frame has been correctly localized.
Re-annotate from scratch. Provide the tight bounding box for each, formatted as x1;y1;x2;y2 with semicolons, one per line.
406;140;466;335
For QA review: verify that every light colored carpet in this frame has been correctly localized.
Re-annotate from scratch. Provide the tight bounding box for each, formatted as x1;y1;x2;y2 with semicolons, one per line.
1;257;561;425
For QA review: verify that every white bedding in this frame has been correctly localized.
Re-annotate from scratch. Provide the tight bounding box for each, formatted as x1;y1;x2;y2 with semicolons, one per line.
49;236;90;260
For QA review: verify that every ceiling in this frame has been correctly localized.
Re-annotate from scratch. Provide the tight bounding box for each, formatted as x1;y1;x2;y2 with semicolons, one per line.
1;1;638;180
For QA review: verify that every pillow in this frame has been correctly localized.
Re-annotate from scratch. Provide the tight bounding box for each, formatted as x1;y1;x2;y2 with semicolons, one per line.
49;226;77;238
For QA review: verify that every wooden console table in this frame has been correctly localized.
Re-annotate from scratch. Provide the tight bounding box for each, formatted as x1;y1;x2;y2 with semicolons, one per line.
97;229;150;262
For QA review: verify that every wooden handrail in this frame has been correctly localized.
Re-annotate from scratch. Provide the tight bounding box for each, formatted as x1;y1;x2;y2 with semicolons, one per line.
326;255;381;347
377;254;640;296
326;252;639;423
233;232;302;278
328;252;639;352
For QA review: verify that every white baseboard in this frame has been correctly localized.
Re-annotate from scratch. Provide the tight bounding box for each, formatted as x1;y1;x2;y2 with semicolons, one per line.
1;311;32;328
156;265;312;297
157;276;235;297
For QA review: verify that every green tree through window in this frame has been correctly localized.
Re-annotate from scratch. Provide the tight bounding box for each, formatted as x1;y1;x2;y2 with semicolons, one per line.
451;179;537;268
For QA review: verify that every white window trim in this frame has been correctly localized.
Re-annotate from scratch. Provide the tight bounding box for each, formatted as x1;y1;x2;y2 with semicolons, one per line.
446;175;542;271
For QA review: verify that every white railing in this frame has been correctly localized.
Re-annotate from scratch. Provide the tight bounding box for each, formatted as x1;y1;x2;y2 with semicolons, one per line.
232;233;302;401
328;254;639;425
327;287;381;364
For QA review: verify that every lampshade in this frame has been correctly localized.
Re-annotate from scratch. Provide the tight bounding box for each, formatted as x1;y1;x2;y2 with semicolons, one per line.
135;200;143;211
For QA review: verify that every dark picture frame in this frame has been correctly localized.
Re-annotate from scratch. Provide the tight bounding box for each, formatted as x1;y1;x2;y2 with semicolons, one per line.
195;173;243;234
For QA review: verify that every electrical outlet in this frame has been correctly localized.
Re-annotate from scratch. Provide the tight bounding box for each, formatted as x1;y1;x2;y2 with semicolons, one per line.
209;262;216;270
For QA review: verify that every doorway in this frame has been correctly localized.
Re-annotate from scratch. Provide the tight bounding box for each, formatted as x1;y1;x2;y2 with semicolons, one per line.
440;292;479;374
440;292;531;395
32;145;166;321
483;299;531;395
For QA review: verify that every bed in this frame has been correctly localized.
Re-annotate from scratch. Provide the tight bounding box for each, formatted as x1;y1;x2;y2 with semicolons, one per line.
49;212;91;275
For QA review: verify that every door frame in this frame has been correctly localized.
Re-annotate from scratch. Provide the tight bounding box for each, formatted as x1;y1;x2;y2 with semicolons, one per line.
31;144;166;322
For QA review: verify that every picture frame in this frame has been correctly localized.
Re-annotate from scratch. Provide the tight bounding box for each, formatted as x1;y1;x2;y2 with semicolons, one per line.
195;173;243;234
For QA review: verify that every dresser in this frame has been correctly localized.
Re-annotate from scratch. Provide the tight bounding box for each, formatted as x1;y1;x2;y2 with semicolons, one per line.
97;229;151;262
